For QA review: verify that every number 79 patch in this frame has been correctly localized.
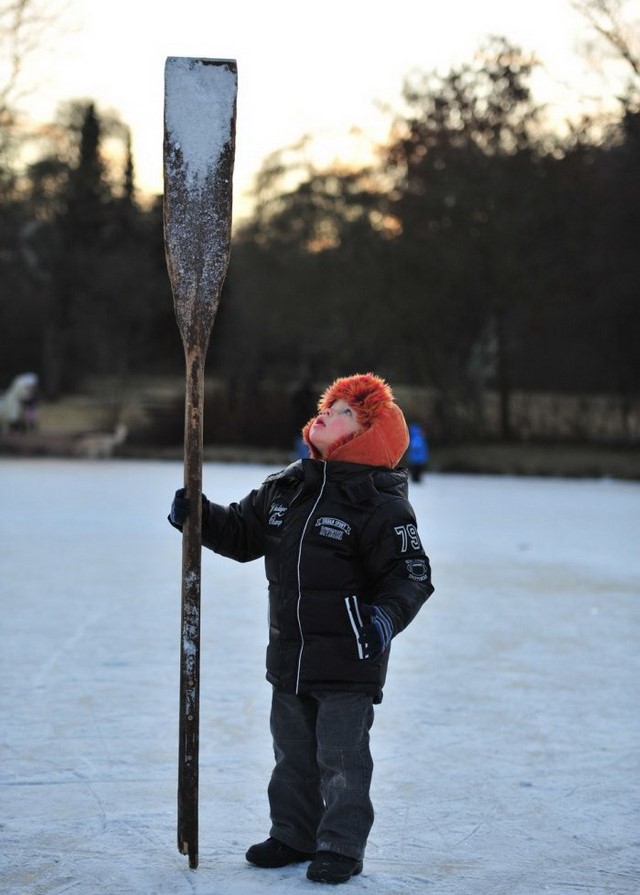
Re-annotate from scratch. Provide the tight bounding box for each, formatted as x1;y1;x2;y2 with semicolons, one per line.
394;523;423;553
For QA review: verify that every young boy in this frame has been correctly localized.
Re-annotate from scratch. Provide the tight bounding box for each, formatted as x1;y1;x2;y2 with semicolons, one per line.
169;373;434;884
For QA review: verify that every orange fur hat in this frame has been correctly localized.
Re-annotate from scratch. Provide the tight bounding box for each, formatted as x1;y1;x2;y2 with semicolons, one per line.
302;373;409;468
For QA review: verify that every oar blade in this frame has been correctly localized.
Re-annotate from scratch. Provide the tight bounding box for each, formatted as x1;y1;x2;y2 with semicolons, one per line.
163;57;238;346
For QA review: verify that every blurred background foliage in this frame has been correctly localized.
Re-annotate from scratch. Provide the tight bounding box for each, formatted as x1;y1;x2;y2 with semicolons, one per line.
1;2;639;451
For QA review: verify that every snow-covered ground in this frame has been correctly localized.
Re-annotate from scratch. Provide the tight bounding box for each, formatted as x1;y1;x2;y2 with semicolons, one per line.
1;459;638;895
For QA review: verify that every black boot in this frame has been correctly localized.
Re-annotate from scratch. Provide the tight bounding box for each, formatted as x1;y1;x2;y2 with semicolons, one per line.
246;837;315;868
306;851;364;883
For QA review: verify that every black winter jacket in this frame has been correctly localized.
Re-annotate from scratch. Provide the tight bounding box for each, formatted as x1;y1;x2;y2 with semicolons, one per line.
201;459;434;703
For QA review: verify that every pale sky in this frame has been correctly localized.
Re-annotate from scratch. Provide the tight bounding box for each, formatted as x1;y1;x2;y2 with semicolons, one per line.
16;0;634;219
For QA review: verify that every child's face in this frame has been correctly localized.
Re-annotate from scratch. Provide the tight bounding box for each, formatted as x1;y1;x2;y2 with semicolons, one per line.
308;399;362;458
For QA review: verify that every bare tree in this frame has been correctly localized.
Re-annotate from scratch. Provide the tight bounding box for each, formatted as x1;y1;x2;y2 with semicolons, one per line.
0;0;67;197
573;0;640;100
0;0;64;118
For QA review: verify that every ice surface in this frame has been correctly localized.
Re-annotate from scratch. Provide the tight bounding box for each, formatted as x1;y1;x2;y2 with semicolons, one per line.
1;459;638;894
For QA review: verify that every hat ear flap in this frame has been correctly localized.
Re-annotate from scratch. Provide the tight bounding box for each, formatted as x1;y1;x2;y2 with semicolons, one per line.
326;403;409;468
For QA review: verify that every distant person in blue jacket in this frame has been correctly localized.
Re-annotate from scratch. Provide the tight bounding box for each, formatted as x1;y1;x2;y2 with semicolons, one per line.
407;422;429;483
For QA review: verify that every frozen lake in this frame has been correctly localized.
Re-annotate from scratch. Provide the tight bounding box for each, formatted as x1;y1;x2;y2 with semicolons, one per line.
1;459;638;894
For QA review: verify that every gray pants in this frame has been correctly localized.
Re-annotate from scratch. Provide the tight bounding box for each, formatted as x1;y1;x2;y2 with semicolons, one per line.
268;689;375;860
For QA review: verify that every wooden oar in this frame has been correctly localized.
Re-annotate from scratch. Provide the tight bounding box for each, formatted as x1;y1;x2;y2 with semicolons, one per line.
163;56;237;870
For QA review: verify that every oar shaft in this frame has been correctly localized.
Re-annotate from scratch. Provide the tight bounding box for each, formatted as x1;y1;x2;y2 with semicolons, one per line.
177;349;205;868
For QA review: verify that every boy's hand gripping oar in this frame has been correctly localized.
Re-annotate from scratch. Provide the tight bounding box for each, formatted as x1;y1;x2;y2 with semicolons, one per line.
163;56;237;870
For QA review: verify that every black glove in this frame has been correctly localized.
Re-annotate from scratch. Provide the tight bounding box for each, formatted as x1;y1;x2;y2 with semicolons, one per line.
346;597;395;660
168;488;208;528
169;488;189;526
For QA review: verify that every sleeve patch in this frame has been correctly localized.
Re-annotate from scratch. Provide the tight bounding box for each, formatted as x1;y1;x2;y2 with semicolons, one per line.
405;559;430;582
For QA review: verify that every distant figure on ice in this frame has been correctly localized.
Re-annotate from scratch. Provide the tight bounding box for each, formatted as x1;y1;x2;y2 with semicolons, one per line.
0;373;39;433
73;423;128;459
169;373;434;884
407;422;430;483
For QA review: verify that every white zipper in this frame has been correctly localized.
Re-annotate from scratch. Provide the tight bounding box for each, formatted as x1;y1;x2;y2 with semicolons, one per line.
294;461;327;693
345;595;365;659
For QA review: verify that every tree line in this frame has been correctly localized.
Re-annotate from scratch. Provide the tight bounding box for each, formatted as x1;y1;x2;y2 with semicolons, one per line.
1;22;639;444
221;35;639;442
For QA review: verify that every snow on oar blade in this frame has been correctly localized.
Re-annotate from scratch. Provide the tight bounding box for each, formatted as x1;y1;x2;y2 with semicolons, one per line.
163;57;237;345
